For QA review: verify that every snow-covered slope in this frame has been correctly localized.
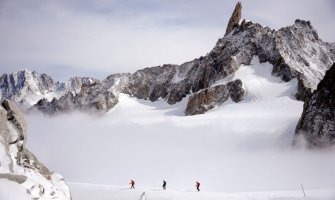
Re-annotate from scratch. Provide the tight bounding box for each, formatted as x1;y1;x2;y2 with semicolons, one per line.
234;57;298;102
0;179;31;200
69;183;335;200
25;59;335;199
0;100;71;200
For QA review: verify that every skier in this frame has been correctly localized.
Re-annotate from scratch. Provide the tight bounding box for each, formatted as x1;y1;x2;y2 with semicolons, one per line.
195;181;200;192
130;180;135;189
162;180;167;190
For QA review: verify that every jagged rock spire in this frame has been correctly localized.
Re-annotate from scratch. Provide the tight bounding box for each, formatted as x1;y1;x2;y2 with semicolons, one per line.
225;2;242;36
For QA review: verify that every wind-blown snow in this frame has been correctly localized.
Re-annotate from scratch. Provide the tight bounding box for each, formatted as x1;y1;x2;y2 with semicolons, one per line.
25;58;335;199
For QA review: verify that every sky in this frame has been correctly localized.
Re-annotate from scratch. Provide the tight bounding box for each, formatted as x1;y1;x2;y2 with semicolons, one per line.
0;0;334;81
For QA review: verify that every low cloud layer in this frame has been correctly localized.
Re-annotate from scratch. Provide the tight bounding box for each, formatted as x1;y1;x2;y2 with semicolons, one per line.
25;94;335;193
0;0;334;81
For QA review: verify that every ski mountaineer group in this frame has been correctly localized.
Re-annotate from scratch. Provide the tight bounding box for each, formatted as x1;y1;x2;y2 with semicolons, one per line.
129;180;201;191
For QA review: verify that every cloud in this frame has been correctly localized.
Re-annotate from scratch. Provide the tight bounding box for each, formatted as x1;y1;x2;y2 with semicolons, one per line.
25;94;335;192
0;0;334;81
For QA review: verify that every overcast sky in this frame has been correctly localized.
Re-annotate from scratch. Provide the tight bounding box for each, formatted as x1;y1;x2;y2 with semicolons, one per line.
0;0;334;81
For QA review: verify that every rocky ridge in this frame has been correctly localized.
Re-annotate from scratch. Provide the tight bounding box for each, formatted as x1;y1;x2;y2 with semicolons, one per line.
0;69;98;108
34;81;118;115
0;69;55;106
0;2;334;117
0;100;71;199
295;63;335;148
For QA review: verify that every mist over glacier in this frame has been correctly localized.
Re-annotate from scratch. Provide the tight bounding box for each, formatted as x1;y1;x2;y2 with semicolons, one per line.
25;59;335;193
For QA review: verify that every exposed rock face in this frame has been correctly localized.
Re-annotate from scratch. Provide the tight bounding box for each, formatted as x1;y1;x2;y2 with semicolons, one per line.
34;81;118;114
185;79;244;115
295;63;335;148
0;100;71;199
295;76;312;102
57;76;99;94
0;69;97;109
328;42;335;58
227;79;244;102
225;2;242;36
0;70;55;106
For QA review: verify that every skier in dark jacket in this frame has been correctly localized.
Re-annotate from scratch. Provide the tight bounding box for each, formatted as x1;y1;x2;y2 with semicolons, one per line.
162;180;167;190
130;180;135;189
195;181;200;192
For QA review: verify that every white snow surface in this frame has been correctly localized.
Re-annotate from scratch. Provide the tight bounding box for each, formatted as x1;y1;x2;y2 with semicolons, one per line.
0;179;31;200
69;183;334;200
25;58;335;199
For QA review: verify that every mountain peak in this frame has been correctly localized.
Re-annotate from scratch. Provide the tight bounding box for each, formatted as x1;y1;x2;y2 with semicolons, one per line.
225;2;242;36
18;68;33;74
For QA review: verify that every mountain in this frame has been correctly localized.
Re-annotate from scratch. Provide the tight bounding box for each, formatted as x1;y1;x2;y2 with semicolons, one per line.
0;100;71;199
295;63;335;148
0;69;98;109
30;3;334;115
0;69;55;106
1;2;335;147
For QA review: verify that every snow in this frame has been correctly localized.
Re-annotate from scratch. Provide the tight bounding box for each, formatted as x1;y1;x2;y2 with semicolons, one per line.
171;72;186;83
69;183;334;200
234;57;297;101
24;57;335;199
69;183;335;200
171;67;187;83
0;179;31;200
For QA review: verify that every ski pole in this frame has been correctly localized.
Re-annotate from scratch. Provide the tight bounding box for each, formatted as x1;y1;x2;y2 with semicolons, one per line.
301;184;306;197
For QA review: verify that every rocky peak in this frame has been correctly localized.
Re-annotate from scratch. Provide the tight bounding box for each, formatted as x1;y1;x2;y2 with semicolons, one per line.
63;76;99;94
0;100;71;199
295;63;335;148
1;2;334;118
0;69;56;105
224;2;242;36
33;5;334;115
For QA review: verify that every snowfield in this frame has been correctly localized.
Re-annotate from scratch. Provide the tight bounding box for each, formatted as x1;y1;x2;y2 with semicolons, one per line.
69;183;335;200
25;58;335;199
0;179;31;200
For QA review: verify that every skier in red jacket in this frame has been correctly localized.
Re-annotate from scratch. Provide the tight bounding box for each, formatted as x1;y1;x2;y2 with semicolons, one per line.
196;181;200;192
130;180;135;189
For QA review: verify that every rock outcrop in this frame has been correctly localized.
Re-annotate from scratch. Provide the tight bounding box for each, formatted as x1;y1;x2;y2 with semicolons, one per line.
225;2;242;36
34;81;118;114
295;63;335;148
0;100;71;199
185;79;244;115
